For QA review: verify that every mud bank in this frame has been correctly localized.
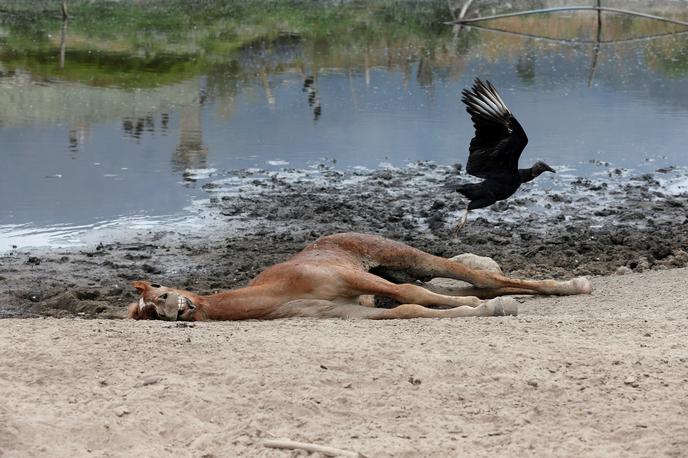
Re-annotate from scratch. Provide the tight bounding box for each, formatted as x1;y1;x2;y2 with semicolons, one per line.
1;163;686;318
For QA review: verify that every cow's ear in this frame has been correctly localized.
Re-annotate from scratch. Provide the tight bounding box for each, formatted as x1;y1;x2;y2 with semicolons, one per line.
132;280;150;295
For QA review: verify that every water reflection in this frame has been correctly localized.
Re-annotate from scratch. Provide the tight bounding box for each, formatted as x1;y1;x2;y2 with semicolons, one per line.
417;52;435;88
1;1;687;247
303;76;321;121
122;116;154;140
173;97;208;173
68;123;89;153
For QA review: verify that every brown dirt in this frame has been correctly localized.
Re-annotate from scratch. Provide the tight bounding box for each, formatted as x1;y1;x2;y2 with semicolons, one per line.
1;268;687;457
1;164;687;456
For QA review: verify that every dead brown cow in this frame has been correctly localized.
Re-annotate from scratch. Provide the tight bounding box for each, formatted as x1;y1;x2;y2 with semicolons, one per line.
129;232;591;321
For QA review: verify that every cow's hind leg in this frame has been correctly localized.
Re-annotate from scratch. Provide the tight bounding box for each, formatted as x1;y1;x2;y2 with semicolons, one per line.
269;298;517;319
427;263;592;296
368;239;591;296
336;269;516;316
338;269;486;308
426;285;545;299
373;299;518;318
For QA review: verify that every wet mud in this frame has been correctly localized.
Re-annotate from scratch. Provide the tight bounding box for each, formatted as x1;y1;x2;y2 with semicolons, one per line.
1;163;686;318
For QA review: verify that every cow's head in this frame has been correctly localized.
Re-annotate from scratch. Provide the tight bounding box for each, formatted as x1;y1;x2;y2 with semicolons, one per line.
128;281;197;321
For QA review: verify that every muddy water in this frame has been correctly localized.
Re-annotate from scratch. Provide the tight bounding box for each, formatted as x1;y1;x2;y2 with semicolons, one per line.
1;2;688;251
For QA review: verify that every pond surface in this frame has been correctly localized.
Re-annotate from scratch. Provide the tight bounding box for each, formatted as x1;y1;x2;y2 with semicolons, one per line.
1;1;687;251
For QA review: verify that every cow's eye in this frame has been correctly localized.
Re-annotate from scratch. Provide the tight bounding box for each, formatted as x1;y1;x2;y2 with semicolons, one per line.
150;283;161;288
157;293;168;302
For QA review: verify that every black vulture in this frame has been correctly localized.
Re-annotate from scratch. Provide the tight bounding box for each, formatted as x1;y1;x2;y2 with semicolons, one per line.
446;78;555;232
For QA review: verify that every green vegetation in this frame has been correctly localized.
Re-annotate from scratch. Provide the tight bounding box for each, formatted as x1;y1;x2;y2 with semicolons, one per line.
0;0;452;87
645;35;688;77
2;1;687;88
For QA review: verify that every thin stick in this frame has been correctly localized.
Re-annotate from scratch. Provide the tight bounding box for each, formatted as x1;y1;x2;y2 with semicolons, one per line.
587;0;602;87
463;24;594;44
596;0;603;35
61;0;69;20
448;6;603;24
457;22;688;45
59;17;68;69
264;439;367;457
598;6;688;27
446;6;688;28
458;0;475;20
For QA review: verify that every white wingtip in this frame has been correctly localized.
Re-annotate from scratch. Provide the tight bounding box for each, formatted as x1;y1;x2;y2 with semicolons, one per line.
463;78;512;121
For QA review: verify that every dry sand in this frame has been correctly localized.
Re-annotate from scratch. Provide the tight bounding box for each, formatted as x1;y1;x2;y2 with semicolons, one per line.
1;267;687;457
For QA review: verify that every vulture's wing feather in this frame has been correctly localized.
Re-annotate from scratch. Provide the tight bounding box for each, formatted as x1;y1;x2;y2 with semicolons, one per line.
462;79;528;180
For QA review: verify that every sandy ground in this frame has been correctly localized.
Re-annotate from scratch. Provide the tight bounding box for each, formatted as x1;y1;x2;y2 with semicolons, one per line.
1;163;687;456
1;267;687;457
